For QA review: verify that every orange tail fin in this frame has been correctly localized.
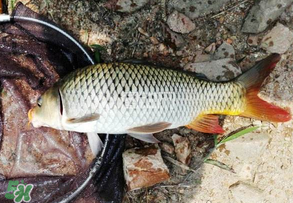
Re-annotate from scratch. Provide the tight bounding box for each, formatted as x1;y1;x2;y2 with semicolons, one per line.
236;54;291;122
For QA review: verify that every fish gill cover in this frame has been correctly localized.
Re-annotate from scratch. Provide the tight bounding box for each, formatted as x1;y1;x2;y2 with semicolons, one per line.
0;3;125;203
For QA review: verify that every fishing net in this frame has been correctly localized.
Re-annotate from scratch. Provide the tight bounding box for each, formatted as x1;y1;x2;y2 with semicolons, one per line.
0;3;125;203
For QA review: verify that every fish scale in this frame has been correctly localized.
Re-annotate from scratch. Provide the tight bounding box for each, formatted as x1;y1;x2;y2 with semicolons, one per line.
57;63;245;134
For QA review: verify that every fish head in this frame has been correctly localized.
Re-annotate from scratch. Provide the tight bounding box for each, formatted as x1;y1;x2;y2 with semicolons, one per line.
28;85;63;130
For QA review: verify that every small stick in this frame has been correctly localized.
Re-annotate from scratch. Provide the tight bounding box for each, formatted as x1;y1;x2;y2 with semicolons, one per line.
164;156;198;173
211;0;250;19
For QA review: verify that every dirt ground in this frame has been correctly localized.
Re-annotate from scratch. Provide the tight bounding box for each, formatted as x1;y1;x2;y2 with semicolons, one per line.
6;0;293;202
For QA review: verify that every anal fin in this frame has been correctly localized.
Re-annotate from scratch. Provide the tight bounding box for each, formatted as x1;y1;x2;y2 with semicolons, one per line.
86;132;103;156
127;122;171;134
128;133;160;143
186;114;224;134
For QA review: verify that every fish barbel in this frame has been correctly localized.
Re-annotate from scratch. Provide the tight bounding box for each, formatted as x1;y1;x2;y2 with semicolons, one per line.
28;54;291;154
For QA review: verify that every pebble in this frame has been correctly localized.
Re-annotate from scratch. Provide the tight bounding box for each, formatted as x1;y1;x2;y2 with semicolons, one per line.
261;23;293;54
172;134;192;165
204;43;216;54
168;0;230;20
184;58;242;82
242;0;293;34
123;146;170;191
159;142;175;155
230;182;265;203
167;11;196;34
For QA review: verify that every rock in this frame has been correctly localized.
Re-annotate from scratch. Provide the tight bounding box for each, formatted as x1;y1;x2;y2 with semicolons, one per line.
242;0;293;34
105;0;149;13
167;11;196;34
168;0;230;20
184;58;242;81
123;146;170;191
223;133;270;181
172;134;191;165
213;42;235;59
224;133;270;162
261;23;293;54
159;142;175;154
230;182;264;203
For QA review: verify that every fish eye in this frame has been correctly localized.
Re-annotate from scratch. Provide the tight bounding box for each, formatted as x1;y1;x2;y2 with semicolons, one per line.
37;97;42;107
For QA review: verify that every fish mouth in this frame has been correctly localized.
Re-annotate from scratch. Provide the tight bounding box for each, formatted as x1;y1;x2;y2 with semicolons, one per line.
28;108;33;125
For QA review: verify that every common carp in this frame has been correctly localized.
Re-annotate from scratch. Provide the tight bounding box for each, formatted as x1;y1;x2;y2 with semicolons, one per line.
28;54;291;155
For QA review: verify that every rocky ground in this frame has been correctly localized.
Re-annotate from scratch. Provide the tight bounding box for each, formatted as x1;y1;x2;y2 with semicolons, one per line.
5;0;293;202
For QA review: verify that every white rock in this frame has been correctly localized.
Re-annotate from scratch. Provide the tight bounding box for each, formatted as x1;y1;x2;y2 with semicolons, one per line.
224;133;270;162
261;23;293;54
230;182;264;203
167;11;196;34
184;58;242;81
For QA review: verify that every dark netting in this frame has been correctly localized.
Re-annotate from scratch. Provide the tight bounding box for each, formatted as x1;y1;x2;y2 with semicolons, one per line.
0;3;125;203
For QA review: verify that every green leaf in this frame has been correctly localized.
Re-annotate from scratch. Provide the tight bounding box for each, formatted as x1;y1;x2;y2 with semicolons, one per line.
90;44;105;51
214;134;218;146
204;159;235;173
90;44;105;63
218;126;259;146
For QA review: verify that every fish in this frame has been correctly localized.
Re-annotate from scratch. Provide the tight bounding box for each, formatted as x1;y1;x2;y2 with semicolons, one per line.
28;54;291;155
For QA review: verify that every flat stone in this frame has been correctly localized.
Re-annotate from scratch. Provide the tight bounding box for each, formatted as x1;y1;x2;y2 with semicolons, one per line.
168;0;230;20
242;0;293;34
230;182;264;203
123;146;170;191
261;23;293;54
167;11;196;34
224;133;270;162
184;58;242;82
172;134;191;165
213;42;235;59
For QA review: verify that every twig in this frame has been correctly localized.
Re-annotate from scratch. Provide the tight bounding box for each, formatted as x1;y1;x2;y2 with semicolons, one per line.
164;156;198;173
211;0;250;19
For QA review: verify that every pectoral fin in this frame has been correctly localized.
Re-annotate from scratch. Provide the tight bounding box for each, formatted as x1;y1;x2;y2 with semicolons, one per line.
128;133;160;143
86;132;103;156
127;122;171;134
186;114;224;134
67;113;100;124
